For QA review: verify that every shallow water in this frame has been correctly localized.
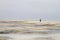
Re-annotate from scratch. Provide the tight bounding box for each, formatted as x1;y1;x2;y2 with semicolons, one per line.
0;33;60;40
0;28;60;40
0;21;60;40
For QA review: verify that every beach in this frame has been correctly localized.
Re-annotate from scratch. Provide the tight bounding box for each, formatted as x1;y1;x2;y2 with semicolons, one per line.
0;21;60;40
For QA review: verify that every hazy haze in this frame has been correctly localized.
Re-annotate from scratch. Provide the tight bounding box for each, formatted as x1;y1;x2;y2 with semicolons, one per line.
0;0;60;21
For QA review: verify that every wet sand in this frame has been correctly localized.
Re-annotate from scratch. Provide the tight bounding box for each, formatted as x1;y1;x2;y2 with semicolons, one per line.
0;21;60;40
0;33;60;40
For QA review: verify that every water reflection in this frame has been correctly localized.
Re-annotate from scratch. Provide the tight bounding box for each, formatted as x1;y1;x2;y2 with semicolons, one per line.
33;37;55;40
0;34;56;40
0;21;60;40
0;36;12;40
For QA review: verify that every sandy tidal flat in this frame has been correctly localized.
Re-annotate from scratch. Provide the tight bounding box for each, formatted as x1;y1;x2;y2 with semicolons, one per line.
0;33;60;40
0;21;60;40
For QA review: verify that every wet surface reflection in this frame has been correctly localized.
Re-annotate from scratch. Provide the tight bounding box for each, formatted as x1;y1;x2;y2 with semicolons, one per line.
0;36;12;40
0;21;60;40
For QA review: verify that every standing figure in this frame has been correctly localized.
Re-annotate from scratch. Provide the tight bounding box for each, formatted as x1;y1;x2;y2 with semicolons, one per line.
40;19;41;22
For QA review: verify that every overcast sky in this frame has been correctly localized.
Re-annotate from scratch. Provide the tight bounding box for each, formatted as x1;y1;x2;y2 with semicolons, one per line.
0;0;60;21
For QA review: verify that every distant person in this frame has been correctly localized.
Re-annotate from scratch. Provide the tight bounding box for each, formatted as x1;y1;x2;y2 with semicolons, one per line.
40;19;41;22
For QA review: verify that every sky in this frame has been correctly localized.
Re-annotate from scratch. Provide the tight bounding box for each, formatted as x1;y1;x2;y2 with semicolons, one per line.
0;0;60;21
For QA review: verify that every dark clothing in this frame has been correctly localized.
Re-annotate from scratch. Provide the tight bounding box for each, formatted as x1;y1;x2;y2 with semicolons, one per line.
40;19;41;22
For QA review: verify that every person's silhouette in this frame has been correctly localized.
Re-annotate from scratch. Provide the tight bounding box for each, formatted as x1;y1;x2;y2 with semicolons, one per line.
40;19;41;22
